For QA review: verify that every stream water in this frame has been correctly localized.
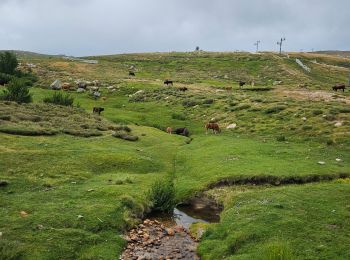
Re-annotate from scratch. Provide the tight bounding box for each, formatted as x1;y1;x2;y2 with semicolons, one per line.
150;196;223;229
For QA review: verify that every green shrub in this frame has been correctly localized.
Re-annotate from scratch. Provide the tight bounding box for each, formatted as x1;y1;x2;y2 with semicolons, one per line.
112;131;138;141
147;178;175;212
43;92;74;106
182;99;199;107
171;113;186;120
0;51;18;75
0;79;32;103
264;105;287;114
276;135;286;142
0;73;14;85
339;107;350;113
203;99;214;104
113;125;132;132
312;109;323;116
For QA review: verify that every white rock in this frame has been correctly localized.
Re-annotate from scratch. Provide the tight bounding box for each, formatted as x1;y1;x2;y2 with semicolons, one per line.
335;158;342;162
76;88;86;93
318;161;325;165
334;122;342;127
227;123;237;129
77;215;84;219
302;117;307;121
0;232;2;237
133;90;144;95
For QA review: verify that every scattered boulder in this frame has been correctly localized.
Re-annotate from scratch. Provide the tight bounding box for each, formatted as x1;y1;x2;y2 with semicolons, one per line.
334;122;342;127
50;79;61;90
318;161;325;165
76;87;86;93
20;211;29;218
226;123;237;129
302;117;307;121
336;158;342;162
273;80;283;86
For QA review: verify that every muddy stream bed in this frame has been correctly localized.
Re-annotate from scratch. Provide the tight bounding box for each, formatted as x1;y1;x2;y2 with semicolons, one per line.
121;197;222;260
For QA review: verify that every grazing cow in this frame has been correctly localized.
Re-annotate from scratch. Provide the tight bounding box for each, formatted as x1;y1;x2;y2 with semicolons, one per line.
129;71;135;76
174;127;190;137
62;83;72;91
166;127;173;134
332;83;346;92
205;122;221;134
238;81;246;89
164;79;173;86
93;107;104;115
178;87;188;92
101;96;107;101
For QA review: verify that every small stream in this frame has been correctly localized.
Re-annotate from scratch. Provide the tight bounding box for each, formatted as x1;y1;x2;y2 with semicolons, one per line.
149;196;223;229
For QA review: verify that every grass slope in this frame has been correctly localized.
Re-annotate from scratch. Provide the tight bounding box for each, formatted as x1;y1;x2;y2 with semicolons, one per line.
199;181;350;259
0;51;349;259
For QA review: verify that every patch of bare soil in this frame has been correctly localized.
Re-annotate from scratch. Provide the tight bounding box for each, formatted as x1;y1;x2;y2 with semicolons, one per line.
275;89;350;104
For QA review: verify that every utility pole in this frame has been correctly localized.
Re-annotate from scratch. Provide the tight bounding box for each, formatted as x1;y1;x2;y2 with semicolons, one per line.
277;37;286;55
254;40;260;52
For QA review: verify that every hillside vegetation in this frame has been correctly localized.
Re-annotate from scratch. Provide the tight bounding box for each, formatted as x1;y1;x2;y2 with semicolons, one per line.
0;51;349;259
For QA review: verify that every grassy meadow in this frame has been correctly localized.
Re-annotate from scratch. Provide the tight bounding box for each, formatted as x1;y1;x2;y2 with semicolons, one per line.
0;51;350;259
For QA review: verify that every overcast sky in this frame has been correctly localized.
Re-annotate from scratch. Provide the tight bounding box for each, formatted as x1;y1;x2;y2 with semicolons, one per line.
0;0;348;56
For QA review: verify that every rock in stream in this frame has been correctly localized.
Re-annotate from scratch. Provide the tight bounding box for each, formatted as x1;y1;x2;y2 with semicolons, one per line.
121;219;199;260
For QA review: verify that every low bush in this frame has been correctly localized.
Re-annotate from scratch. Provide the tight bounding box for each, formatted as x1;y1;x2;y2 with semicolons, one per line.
312;109;323;116
63;129;102;137
112;125;132;132
182;99;199;107
43;92;74;106
276;135;286;142
0;78;32;103
264;105;287;114
0;126;57;136
112;131;138;141
203;99;214;104
0;73;14;85
147;178;176;212
171;113;186;120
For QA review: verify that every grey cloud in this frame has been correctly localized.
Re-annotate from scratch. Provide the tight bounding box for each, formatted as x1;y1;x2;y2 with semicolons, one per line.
0;0;348;56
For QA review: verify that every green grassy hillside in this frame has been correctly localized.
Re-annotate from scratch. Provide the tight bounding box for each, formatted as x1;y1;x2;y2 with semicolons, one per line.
0;51;349;259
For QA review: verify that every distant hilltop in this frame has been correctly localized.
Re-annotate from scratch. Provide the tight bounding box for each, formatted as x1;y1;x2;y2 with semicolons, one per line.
312;50;350;58
2;49;350;59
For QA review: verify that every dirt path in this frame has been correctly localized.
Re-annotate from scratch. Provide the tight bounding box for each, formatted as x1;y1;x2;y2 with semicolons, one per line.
121;219;199;260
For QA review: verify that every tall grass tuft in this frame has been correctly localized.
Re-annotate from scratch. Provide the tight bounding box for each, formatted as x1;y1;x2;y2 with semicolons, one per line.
147;178;176;212
260;241;294;260
43;92;74;106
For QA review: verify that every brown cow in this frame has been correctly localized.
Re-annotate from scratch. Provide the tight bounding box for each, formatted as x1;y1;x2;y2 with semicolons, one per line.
205;123;221;134
166;127;173;134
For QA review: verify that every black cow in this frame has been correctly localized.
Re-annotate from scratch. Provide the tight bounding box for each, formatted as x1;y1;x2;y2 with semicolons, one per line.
93;107;104;115
164;79;173;86
174;127;189;137
178;87;188;92
238;81;246;89
332;83;345;92
129;71;135;76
